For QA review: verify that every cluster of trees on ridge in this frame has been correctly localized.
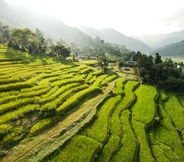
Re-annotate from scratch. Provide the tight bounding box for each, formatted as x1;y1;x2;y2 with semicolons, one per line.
0;21;132;61
123;52;184;91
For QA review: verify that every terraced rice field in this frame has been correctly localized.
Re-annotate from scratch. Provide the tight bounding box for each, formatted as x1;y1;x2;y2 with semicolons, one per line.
0;44;184;162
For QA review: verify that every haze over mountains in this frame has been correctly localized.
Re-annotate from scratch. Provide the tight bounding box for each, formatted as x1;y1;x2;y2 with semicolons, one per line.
136;29;184;49
77;26;152;52
1;0;184;55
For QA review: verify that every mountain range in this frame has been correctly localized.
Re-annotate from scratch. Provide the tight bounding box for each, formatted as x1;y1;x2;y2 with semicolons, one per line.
0;0;151;52
136;29;184;49
151;40;184;57
1;0;184;55
77;26;152;52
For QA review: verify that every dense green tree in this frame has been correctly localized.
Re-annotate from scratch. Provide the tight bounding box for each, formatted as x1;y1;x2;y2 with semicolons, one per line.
154;53;162;64
35;28;43;41
54;44;71;58
11;28;36;46
97;56;108;67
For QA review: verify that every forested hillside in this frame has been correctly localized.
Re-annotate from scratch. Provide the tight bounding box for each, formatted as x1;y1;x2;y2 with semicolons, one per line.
152;40;184;57
77;26;152;52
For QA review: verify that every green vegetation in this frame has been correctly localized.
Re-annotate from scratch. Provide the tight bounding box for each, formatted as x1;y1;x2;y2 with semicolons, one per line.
152;40;184;56
132;84;157;124
48;135;101;162
113;77;126;95
0;34;184;162
112;110;137;162
134;52;184;91
177;95;184;107
82;95;121;142
164;93;184;130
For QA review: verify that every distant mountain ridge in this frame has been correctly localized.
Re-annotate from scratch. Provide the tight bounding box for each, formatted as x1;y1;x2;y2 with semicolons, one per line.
151;40;184;57
1;0;151;52
137;29;184;49
77;26;152;52
0;0;32;28
1;0;184;55
154;29;184;48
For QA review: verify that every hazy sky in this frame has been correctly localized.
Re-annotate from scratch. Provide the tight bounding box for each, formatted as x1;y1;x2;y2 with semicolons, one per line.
4;0;184;35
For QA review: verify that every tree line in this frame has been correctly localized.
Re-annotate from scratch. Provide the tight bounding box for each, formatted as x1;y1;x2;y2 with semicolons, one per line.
0;22;71;59
0;22;133;61
133;52;184;91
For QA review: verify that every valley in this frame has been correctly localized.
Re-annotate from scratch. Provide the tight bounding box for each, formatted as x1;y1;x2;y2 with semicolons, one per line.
0;44;183;162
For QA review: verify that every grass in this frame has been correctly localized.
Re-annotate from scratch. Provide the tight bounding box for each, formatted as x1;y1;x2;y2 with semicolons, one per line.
57;86;102;113
149;102;184;161
49;135;101;162
81;95;121;143
164;93;184;130
97;135;120;162
112;110;137;162
109;81;139;137
177;95;184;107
1;44;184;162
93;74;108;87
101;74;118;86
114;77;126;95
29;116;59;134
132;120;155;162
0;104;39;124
39;83;80;105
0;97;39;115
132;84;157;124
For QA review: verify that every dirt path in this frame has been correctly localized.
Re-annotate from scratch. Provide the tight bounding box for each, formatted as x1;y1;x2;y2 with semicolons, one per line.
1;80;117;162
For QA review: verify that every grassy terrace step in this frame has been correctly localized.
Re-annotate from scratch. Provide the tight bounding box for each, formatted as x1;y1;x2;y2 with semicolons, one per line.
164;93;184;130
132;84;157;124
86;70;103;81
101;74;118;86
39;83;79;104
49;95;121;162
93;74;108;87
0;104;39;124
112;110;137;162
51;77;84;87
100;81;139;162
131;84;157;162
48;135;101;162
113;77;126;95
97;135;120;162
109;81;139;137
2;80;117;162
29;116;59;134
148;103;184;161
41;83;88;110
57;86;102;113
149;91;184;161
177;95;184;107
0;97;39;115
132;120;155;162
0;82;32;92
81;95;121;143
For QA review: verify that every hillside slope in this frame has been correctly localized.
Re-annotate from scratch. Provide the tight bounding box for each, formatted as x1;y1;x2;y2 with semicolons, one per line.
78;26;152;52
0;45;184;162
137;29;184;49
152;40;184;57
0;0;31;28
